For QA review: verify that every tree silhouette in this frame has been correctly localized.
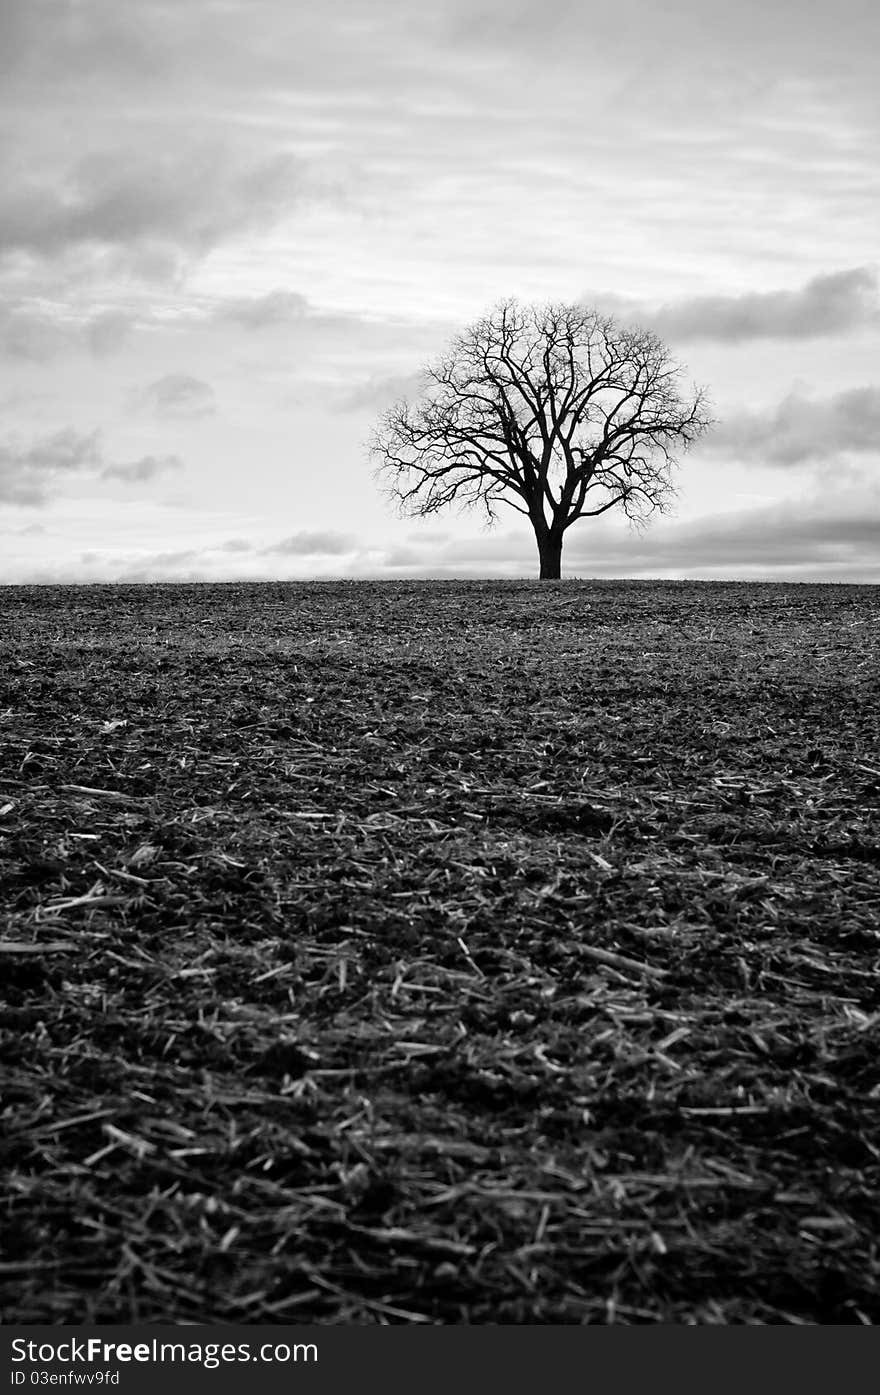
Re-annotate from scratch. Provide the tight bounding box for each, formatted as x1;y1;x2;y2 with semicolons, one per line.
372;299;712;579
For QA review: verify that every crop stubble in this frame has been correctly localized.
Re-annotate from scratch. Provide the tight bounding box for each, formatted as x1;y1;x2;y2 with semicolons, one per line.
1;579;879;1323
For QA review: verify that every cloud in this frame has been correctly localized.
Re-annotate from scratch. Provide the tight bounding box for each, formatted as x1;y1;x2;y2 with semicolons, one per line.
217;289;308;329
563;504;880;574
336;370;430;412
217;537;254;552
101;453;182;483
86;308;134;356
382;544;422;567
405;526;451;545
0;300;136;359
0;0;175;83
11;485;879;583
0;387;54;410
0;304;67;360
648;267;880;344
706;385;880;465
0;427;102;504
262;530;357;556
370;493;880;581
134;373;216;418
0;147;304;263
0;425;186;504
130;548;199;568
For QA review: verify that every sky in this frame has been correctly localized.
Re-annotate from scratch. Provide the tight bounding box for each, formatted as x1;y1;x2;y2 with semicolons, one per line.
1;0;879;583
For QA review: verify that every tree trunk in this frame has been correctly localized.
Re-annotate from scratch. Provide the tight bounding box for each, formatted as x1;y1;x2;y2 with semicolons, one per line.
537;531;563;580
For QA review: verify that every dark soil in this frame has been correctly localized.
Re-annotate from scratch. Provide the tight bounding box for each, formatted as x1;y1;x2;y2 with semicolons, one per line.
1;579;879;1324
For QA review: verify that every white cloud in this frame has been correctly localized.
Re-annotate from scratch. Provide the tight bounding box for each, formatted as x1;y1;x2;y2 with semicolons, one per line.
1;520;47;535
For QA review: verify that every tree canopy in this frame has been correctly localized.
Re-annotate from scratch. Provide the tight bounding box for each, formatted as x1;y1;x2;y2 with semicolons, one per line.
371;299;712;578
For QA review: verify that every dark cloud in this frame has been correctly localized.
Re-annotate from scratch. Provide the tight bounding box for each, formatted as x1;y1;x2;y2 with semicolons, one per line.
0;0;174;82
135;373;216;418
0;148;304;263
564;505;880;572
262;530;357;556
101;453;182;483
380;497;880;579
1;425;186;503
217;290;308;329
649;268;880;344
706;385;880;465
0;426;102;504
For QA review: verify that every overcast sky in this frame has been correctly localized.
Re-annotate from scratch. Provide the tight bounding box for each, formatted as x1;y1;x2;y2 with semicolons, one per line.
2;0;878;582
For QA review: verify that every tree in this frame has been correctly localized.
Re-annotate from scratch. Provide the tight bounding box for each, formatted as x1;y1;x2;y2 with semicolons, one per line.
371;299;712;579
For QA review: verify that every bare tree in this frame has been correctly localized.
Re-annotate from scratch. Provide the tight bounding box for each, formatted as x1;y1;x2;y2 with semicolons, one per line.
371;299;712;579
